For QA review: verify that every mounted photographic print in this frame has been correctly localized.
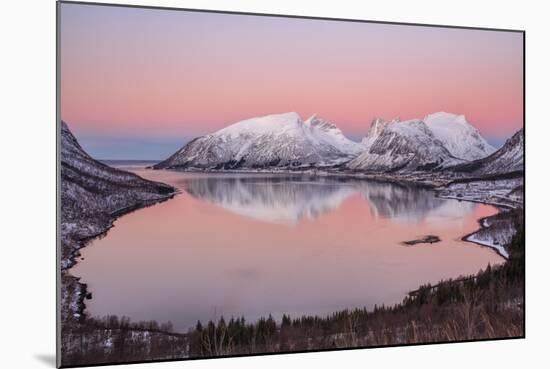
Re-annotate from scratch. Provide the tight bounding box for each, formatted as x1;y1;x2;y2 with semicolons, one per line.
57;1;525;367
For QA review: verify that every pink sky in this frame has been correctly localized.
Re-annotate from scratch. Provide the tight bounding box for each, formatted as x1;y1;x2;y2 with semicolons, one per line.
60;3;523;159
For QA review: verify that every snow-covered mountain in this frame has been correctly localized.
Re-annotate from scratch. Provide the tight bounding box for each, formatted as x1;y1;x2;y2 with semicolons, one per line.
424;112;495;161
360;117;398;148
154;112;364;170
348;118;462;172
347;112;495;173
449;128;523;176
156;111;499;173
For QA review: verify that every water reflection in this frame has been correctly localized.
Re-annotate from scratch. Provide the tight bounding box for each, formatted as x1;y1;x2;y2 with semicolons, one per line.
181;175;476;225
72;169;501;332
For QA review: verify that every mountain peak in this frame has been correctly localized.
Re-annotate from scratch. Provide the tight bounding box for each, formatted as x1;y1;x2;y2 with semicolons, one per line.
305;113;318;122
424;111;467;124
350;111;498;172
216;112;302;138
361;117;399;147
155;112;362;170
449;127;523;176
423;112;495;160
304;114;339;131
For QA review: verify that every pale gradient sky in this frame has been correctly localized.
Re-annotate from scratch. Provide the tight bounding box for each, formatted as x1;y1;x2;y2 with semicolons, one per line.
60;3;524;160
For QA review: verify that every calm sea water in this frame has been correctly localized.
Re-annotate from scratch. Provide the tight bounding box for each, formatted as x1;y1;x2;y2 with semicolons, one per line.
70;167;504;332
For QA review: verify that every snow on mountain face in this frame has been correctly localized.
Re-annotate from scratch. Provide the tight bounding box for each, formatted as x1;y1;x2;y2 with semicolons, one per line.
348;112;496;173
449;128;523;176
424;112;495;161
60;121;175;268
154;112;363;170
347;118;463;172
61;121;173;197
155;110;498;173
304;115;364;155
360;117;398;148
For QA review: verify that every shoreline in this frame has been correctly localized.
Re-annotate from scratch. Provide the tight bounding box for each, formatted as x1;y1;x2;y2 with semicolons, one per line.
63;191;179;271
66;168;517;335
150;166;524;199
62;191;179;326
460;215;510;259
150;166;451;189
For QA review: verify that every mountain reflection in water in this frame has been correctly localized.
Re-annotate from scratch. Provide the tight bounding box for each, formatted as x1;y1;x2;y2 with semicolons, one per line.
180;175;476;225
71;169;501;332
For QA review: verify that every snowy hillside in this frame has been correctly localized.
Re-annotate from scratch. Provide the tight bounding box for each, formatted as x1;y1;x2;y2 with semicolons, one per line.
424;112;495;161
360;117;398;148
347;118;463;172
154;112;363;170
348;112;497;173
61;121;175;269
449;128;523;176
155;110;506;174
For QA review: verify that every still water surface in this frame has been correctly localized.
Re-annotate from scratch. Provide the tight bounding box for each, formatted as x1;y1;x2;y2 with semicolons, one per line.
71;167;504;332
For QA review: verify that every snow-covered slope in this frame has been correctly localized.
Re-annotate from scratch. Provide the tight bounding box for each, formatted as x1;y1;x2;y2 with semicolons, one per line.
449;128;524;176
348;112;496;173
360;117;398;148
156;111;499;173
424;112;495;161
61;121;175;269
347;118;463;172
154;112;363;170
304;114;363;155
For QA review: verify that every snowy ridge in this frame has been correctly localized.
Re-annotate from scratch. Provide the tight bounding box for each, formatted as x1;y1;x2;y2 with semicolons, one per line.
347;112;498;173
449;128;523;176
304;114;364;155
424;112;495;161
155;112;363;170
60;121;175;269
347;118;463;172
361;117;398;149
156;110;507;174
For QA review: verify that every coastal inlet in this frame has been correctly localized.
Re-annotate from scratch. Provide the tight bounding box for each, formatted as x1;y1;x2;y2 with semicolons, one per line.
70;168;505;332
